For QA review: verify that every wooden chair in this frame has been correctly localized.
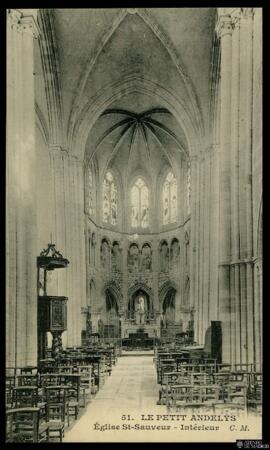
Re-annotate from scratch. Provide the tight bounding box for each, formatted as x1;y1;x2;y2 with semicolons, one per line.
12;386;38;408
12;385;47;421
40;374;60;388
17;374;39;387
169;385;193;411
191;372;214;386
6;384;14;409
227;383;247;412
38;359;56;374
233;363;254;373
20;366;38;375
76;366;93;405
216;363;232;372
56;366;73;374
46;403;65;442
59;376;80;425
247;374;262;414
6;407;49;443
160;372;191;406
159;362;177;385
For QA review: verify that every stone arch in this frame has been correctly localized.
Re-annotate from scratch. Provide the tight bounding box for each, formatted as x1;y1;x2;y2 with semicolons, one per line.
170;237;180;268
102;281;122;311
128;282;154;310
72;76;199;162
141;242;152;271
157;166;179;228
68;8;203;146
111;240;122;272
159;280;178;307
100;237;111;269
127;242;140;273
127;171;152;231
102;281;122;338
100;166;123;230
159;239;169;272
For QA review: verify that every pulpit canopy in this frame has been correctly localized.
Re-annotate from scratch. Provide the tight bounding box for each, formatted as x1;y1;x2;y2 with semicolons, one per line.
37;243;69;270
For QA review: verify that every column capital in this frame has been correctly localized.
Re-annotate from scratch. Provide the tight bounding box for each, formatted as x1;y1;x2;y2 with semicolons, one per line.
7;9;40;38
216;15;234;38
241;8;255;19
230;8;242;28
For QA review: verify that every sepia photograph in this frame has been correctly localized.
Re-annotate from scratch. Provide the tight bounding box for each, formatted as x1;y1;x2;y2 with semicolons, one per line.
6;7;263;444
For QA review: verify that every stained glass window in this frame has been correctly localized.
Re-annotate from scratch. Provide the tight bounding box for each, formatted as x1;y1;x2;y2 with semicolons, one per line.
103;171;117;225
162;171;177;225
131;178;149;228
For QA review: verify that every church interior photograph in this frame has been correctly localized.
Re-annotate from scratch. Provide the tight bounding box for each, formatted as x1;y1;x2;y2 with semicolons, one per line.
6;7;262;443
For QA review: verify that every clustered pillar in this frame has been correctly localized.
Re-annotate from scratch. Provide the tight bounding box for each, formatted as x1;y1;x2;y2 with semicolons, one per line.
6;9;40;367
215;8;262;366
190;9;261;369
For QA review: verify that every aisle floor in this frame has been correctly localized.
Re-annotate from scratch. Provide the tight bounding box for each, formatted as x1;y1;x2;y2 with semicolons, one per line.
63;355;166;442
63;354;262;443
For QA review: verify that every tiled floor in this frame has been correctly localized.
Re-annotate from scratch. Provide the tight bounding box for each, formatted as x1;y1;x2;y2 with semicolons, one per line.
63;355;166;442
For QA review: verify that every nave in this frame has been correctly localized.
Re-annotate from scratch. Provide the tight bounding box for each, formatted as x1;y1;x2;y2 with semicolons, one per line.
63;352;166;442
6;341;262;443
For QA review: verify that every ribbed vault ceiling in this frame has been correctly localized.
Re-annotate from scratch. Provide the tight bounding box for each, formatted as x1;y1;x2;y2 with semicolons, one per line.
51;8;216;142
85;92;189;179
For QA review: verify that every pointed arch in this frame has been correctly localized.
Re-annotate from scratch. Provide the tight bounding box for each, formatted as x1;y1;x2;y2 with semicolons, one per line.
159;280;178;308
76;76;198;162
130;177;149;229
162;170;178;225
68;8;204;150
102;281;123;309
102;170;118;226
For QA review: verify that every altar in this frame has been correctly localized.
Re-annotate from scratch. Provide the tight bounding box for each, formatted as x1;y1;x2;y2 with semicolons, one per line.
121;290;161;338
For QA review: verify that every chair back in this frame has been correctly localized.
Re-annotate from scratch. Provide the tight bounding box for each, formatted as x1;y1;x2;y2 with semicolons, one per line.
17;374;39;387
6;407;41;442
40;374;60;387
45;386;66;404
13;387;38;407
46;403;65;422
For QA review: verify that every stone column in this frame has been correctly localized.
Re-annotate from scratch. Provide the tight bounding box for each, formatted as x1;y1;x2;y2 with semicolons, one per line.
202;149;211;340
198;153;205;344
229;10;241;365
121;238;128;319
193;154;201;343
189;155;198;315
216;13;233;363
6;9;40;367
152;239;160;314
240;8;255;366
253;260;262;370
209;145;219;322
